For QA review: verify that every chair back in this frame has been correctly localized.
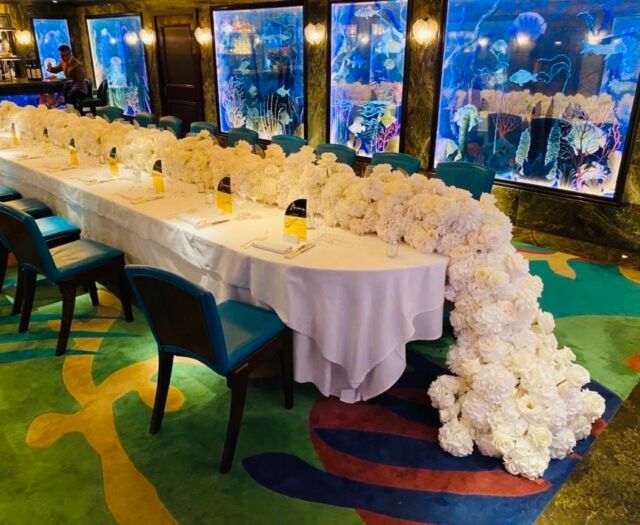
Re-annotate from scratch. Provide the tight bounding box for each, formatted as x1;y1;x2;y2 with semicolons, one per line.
85;79;93;96
227;127;259;147
159;116;183;138
97;106;124;123
271;134;306;156
371;152;421;175
190;121;218;137
134;112;155;128
314;144;356;167
434;161;496;200
125;266;229;374
96;80;109;105
0;204;58;279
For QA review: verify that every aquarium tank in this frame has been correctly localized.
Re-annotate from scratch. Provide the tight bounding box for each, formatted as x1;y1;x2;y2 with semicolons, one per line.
86;15;151;117
212;5;305;140
433;0;640;200
33;18;72;79
329;0;409;158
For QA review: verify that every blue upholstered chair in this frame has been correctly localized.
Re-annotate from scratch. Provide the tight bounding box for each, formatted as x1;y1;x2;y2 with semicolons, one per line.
97;106;125;123
134;112;155;128
0;215;81;305
76;79;109;116
190;121;218;137
314;144;357;167
271;134;306;156
371;152;421;175
227;127;259;147
434;161;496;200
125;265;293;473
159;116;183;138
3;197;51;219
0;184;21;202
0;204;132;355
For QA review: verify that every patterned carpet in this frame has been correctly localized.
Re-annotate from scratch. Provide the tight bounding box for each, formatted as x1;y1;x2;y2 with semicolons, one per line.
0;245;638;525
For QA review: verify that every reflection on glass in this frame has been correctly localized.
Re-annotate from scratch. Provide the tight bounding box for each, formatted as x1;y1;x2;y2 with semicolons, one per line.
434;1;640;199
86;15;151;117
33;18;72;79
212;5;305;140
329;1;409;158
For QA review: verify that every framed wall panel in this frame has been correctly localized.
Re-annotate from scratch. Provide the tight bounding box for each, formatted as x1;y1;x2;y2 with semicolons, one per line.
212;2;306;140
431;0;640;202
86;14;152;117
32;18;72;79
328;0;410;158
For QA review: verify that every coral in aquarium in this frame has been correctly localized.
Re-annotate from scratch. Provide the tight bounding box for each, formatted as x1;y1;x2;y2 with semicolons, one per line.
213;6;305;140
434;0;640;199
329;1;408;157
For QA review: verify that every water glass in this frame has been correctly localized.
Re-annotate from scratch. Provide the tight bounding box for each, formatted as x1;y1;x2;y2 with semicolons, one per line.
205;190;215;205
387;239;399;258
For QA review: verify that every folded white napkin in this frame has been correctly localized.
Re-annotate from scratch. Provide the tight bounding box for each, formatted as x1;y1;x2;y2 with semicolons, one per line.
175;212;229;229
252;240;295;254
118;191;164;205
75;174;113;185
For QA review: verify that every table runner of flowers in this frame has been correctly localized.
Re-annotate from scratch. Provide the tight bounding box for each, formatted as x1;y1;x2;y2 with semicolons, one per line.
0;102;606;480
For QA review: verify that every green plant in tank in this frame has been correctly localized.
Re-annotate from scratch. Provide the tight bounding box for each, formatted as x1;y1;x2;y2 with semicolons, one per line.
515;127;531;169
544;121;562;179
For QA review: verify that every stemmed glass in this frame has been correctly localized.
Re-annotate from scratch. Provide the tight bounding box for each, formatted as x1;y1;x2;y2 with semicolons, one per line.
234;178;251;220
312;209;326;243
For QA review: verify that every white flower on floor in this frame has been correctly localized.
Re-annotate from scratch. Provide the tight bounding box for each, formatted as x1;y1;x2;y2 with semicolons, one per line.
439;419;475;457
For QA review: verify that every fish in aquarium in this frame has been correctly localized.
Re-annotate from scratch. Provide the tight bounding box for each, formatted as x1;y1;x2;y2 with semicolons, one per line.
276;86;291;98
580;37;627;57
355;6;380;19
509;69;539;87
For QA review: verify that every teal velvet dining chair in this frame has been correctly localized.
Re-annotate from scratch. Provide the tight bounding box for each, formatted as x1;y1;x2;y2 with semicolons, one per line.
125;265;294;473
0;204;133;355
0;183;21;202
134;111;155;128
159;116;183;138
314;144;357;167
371;152;421;175
434;161;496;200
227;127;259;147
96;106;124;123
271;134;306;156
190;121;218;137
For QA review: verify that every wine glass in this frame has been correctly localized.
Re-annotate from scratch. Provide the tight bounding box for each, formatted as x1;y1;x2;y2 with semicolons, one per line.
312;210;326;243
234;179;250;220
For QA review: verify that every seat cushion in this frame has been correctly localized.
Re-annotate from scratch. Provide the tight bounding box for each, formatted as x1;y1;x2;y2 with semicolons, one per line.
4;198;52;219
50;239;123;280
36;215;81;242
218;301;286;372
0;184;21;202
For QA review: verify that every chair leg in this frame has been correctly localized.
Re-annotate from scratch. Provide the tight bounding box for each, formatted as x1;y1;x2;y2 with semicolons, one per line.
56;284;77;356
0;244;8;294
11;268;24;316
149;352;174;435
279;331;294;410
87;282;100;306
18;269;37;333
220;373;249;474
117;269;133;322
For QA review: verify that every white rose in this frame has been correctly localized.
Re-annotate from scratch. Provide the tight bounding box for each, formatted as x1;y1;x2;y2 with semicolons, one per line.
565;364;590;388
582;389;605;421
525;424;553;448
475;431;502;457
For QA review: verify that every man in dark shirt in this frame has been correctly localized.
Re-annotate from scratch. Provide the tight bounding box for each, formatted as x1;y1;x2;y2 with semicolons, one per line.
46;44;89;104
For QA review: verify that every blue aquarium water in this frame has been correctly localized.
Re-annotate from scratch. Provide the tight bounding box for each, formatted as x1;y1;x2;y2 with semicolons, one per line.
434;0;640;199
329;1;408;158
212;5;305;140
33;18;72;79
0;93;65;109
86;15;151;117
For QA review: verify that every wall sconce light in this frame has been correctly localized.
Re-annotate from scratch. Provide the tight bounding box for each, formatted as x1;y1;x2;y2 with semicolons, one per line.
411;18;438;46
123;31;139;46
194;27;212;46
304;23;326;45
15;30;33;46
139;28;156;46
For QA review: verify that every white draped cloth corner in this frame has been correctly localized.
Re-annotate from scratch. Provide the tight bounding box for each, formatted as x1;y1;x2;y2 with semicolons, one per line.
0;145;448;402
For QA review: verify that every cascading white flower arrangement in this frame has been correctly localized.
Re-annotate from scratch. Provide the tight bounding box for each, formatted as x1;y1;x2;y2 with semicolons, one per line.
0;102;606;479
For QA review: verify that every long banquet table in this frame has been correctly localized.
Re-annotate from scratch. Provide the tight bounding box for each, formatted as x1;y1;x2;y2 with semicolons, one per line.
0;142;448;402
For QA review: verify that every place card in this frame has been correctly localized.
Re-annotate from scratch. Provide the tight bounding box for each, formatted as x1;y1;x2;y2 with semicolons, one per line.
151;159;164;193
108;147;119;177
11;123;19;146
69;138;79;168
216;176;232;214
284;198;307;241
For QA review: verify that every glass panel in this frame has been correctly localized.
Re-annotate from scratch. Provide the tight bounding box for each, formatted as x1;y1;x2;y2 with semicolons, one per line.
33;18;72;79
213;5;305;140
86;15;152;117
329;1;409;158
434;1;640;199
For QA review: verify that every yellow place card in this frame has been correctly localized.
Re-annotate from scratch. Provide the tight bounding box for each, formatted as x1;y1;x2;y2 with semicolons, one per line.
108;147;119;177
284;198;307;241
43;128;51;154
217;176;232;214
151;159;164;193
69;138;79;167
11;123;19;146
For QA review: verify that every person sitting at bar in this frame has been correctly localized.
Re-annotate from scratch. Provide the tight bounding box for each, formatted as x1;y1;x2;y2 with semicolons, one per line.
46;44;88;105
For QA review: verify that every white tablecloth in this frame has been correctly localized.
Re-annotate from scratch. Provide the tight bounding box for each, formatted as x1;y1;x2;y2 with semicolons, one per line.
0;143;448;402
